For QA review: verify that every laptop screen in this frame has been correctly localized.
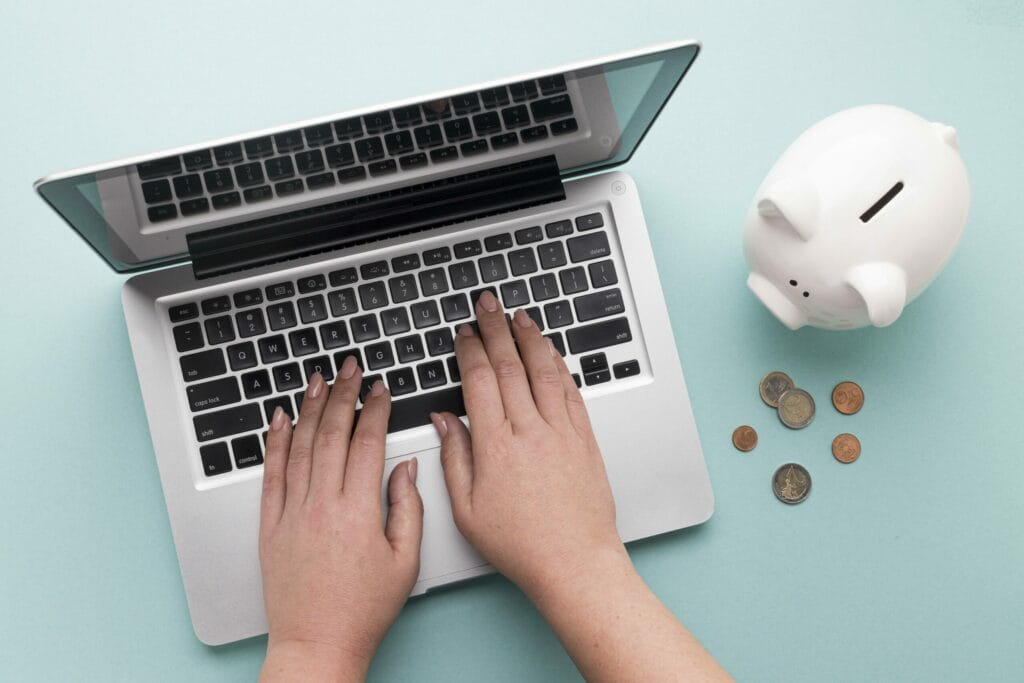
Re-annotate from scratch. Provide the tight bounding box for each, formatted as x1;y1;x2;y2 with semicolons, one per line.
35;42;700;273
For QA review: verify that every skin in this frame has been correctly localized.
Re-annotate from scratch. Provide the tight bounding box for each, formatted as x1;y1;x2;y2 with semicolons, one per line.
260;290;730;682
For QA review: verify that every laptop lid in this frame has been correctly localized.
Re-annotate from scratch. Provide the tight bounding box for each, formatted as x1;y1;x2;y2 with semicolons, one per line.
34;41;700;274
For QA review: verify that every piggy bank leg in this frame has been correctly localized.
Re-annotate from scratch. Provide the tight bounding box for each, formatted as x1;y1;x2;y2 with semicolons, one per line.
747;272;806;330
844;262;908;327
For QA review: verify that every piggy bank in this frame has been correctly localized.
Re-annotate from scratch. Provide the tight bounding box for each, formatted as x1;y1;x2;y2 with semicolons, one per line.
743;105;970;330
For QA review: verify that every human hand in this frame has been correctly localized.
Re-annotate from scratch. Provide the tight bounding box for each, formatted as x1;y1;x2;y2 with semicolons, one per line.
259;358;422;682
432;290;626;601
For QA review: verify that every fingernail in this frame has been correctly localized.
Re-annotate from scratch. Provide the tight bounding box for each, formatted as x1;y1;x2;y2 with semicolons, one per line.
478;289;498;312
370;379;386;397
340;354;358;379
308;372;325;399
458;323;475;337
514;308;533;328
430;412;448;438
270;406;287;431
547;338;558;356
407;457;418;485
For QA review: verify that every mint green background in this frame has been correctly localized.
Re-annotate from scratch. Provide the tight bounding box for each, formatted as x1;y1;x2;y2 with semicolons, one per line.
2;2;1022;681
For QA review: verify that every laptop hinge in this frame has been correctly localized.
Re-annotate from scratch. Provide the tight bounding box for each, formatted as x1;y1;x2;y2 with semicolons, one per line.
186;155;565;280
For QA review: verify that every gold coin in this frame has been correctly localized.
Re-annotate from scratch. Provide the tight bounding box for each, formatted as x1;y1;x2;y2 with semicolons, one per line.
732;425;758;452
832;381;864;415
777;388;815;429
759;371;794;408
832;433;861;463
772;463;811;504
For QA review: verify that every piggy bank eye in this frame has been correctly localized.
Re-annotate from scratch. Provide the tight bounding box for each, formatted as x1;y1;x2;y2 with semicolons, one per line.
860;181;904;223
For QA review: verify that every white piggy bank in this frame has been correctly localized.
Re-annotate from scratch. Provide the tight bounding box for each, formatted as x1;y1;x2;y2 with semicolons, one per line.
744;105;969;330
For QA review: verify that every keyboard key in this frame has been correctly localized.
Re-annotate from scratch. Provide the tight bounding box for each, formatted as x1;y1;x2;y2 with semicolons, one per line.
173;174;203;199
234;289;263;308
484;233;513;252
180;198;210;216
460;139;489;157
356;137;385;162
388;275;418;304
194;403;263;442
204;316;236;344
579;353;608;373
567;232;610;262
382;385;466;433
328;267;357;286
368;159;397;176
363;111;393;134
478;254;508;283
530;274;559;301
399;152;428;169
360;375;383;402
391;253;420;273
297;295;328;324
545;220;573;238
575;288;624;322
446;356;461;383
265;156;295;182
422;100;451;120
559;266;588;295
199;442;232;476
295;149;326;175
572;373;581;388
470;286;497;308
289;328;320;356
392;105;422;128
180;349;226;382
306;172;336;190
515;226;543;244
351;314;381;342
550;118;579;136
244;186;273;203
212;191;242;209
500;280;529;307
338;166;367;183
245;137;275;159
264;395;295;423
334;348;364;373
266;281;295;301
273;364;303;392
201;296;231;315
274;130;304;153
472;111;501;136
613;359;641;379
148;204;177;222
295;275;325;295
232;434;264;469
326;143;355;167
410;300;441;328
236;308;267;338
358;281;389;310
430;146;458;163
584;369;611;386
501;105;530;128
386;367;417;396
524;306;544;330
543;300;574;328
538;242;567;269
275;179;304;196
521;125;548;143
443;118;473;142
213;143;244;165
422;246;452;265
441;293;470;321
258;335;289;363
302;356;334;382
425;328;454;356
226;342;258;371
414;124;444;148
303;123;334;147
448;262;478;289
366;342;395;370
454;240;482;259
295;390;306;412
566;317;632;354
588;260;618;288
480;86;510;108
361;260;389;279
538;74;567;95
509;80;538;102
381;308;411;336
328;288;359;316
508;248;538;275
545;331;566;357
491;133;518;149
319;321;349;349
169;302;199;322
267;302;298;331
334;118;363;139
576;212;604;231
142;179;172;204
137;156;182;180
530;94;573;122
241;370;273;398
384;130;414;156
395;334;425;363
451;93;481;115
234;162;265;187
417;360;447;389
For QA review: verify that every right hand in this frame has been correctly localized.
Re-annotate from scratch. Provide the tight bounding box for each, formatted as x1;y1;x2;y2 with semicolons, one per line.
432;290;626;598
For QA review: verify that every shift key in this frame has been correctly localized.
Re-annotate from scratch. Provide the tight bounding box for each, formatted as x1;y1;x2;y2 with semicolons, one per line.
194;403;262;442
566;317;632;354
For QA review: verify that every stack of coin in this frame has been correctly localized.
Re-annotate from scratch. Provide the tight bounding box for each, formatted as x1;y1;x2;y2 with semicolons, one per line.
759;371;816;429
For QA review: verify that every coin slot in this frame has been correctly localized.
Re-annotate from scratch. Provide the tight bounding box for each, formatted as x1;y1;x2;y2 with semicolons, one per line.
859;181;904;223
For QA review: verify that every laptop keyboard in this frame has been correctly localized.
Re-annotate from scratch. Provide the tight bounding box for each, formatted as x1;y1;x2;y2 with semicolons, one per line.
169;209;642;478
138;74;578;224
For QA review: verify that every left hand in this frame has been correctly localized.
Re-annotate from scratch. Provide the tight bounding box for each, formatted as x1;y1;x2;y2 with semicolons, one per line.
259;357;423;682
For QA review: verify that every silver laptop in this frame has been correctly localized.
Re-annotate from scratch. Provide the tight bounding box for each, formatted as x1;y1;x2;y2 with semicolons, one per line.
34;40;714;645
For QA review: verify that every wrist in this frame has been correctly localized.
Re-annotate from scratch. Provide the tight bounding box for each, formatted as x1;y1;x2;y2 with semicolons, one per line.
261;638;372;683
519;539;635;612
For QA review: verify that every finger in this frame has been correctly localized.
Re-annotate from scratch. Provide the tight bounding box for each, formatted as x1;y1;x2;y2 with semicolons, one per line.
454;323;506;435
343;379;391;502
433;412;473;521
510;308;570;426
310;355;362;495
286;372;329;510
385;458;424;562
473;290;538;428
260;407;292;533
552;346;596;440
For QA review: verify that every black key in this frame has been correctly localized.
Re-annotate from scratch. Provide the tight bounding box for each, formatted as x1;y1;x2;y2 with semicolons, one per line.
361;260;389;280
576;212;604;231
235;162;265;187
480;86;510;108
289;328;320;356
545;331;566;357
500;279;529;307
241;370;272;399
572;373;581;388
266;281;295;301
214;143;244;165
567;232;611;262
551;118;578;136
169;302;198;322
267;302;298;331
148;203;177;222
334;118;363;140
543;300;573;328
484;233;513;252
351;314;381;342
356;137;385;162
392;105;422;128
142;179;172;204
368;159;397;176
328;267;357;286
384;130;414;156
391;253;420;273
460;139;488;157
232;434;264;469
137;156;181;180
201;296;231;315
275;179;304;196
470;287;498;309
530;274;559;301
297;295;328;324
395;334;425;363
566;317;632;354
387;367;417;396
588;260;618;288
447;356;461;383
244;185;273;203
454;240;482;259
328;288;359;317
584;369;611;386
381;307;411;336
448;262;478;289
358;281;389;310
521;125;548;143
419;267;455;299
478;254;508;283
212;191;242;209
422;100;451;120
173;174;203;199
515;226;543;244
234;289;263;308
399;152;428;169
338;166;367;183
414;124;444;148
319;321;349;350
363;111;393;134
204;315;236;344
180;349;226;382
227;342;258;371
508;247;538;275
360;375;383;402
274;130;304;153
508;80;538;101
422;246;452;265
524;306;544;330
295;390;306;412
426;328;454;356
411;300;441;329
258;335;289;363
180;198;210;216
430;146;458;163
538;241;567;269
296;275;327;295
443;118;473;142
244;137;274;159
530;94;573;122
417;360;447;389
302;355;334;382
441;293;471;321
580;352;608;373
381;385;466;433
388;275;418;304
334;348;364;373
199;443;232;476
575;288;624;322
303;123;334;147
501;105;530;128
264;395;295;423
236;308;267;338
194;403;263;442
295;149;326;175
545;220;573;238
472;111;501;136
613;359;641;379
273;363;303;392
451;93;481;115
325;143;355;167
538;74;567;95
366;342;395;370
559;266;588;295
306;172;336;190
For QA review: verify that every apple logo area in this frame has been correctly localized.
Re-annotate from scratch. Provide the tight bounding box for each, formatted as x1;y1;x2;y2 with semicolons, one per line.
743;105;970;331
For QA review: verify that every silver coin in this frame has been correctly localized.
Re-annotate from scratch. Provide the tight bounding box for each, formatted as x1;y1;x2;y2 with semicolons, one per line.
772;463;811;504
777;388;815;429
759;371;795;408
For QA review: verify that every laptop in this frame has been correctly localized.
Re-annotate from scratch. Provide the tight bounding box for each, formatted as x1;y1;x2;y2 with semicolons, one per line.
34;40;714;645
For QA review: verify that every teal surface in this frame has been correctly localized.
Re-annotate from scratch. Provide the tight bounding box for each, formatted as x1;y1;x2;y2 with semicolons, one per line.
2;1;1022;680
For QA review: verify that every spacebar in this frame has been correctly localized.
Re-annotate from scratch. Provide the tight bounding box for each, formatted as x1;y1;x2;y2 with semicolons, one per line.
377;386;467;434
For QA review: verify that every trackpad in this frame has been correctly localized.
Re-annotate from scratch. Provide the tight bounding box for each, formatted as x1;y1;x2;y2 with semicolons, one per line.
383;448;484;583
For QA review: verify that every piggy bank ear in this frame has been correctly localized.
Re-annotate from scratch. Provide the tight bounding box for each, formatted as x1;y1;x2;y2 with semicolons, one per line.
845;262;908;327
932;122;959;150
756;177;819;241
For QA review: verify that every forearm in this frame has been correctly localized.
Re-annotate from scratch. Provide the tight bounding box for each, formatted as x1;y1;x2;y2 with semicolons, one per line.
524;548;731;683
260;639;370;683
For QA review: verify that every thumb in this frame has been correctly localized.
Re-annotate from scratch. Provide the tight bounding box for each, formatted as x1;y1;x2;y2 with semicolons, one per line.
433;412;473;519
385;459;424;557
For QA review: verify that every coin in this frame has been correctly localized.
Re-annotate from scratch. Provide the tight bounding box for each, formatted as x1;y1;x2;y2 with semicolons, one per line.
777;388;815;429
832;433;861;463
832;381;864;415
732;425;758;452
772;463;812;504
759;371;794;407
